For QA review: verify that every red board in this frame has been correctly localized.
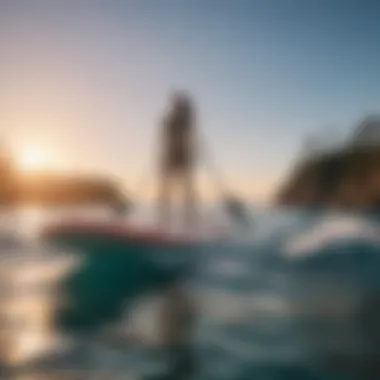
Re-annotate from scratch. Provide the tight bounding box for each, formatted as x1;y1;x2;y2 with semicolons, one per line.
42;219;230;247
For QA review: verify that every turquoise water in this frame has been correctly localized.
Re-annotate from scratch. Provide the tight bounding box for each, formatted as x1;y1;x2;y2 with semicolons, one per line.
1;207;380;379
193;212;380;379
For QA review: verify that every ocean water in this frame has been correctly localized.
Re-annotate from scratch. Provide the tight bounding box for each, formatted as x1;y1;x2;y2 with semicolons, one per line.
1;206;380;379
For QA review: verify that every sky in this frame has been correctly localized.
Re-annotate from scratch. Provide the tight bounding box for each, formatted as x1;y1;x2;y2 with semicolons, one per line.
1;0;380;201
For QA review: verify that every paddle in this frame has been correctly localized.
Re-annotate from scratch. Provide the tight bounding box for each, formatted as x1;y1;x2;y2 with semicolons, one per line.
222;193;252;228
198;136;252;229
114;132;252;228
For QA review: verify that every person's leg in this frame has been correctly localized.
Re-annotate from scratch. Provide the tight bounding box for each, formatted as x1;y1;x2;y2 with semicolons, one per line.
182;168;197;231
158;166;172;229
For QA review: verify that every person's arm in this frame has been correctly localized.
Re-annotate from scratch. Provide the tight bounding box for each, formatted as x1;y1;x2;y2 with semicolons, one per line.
159;113;171;164
187;112;199;160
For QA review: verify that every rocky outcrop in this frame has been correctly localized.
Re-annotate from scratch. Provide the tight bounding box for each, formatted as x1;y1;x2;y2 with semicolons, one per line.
0;151;128;207
276;117;380;209
15;173;128;207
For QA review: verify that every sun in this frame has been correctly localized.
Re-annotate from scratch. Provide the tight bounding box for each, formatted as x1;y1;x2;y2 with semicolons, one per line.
17;148;51;172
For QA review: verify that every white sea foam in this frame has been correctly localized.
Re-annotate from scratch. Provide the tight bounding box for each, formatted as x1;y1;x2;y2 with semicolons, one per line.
284;214;380;259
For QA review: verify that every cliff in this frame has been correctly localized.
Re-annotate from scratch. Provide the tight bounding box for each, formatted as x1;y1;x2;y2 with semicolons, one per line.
276;117;380;209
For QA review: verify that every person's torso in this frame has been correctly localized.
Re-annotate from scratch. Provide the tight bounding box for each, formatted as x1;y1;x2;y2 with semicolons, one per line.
163;111;194;163
166;112;191;137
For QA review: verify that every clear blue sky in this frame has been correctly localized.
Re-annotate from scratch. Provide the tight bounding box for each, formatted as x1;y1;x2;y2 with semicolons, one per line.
1;0;380;200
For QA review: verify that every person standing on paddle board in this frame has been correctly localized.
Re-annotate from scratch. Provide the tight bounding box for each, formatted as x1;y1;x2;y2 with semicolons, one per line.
158;91;198;230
